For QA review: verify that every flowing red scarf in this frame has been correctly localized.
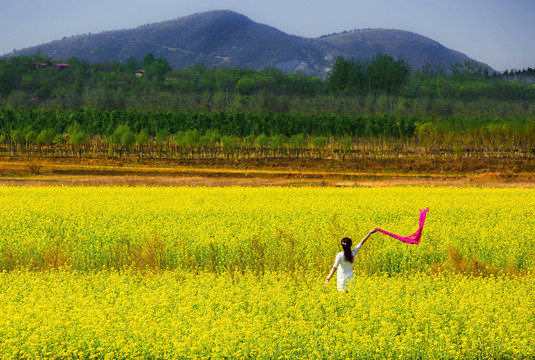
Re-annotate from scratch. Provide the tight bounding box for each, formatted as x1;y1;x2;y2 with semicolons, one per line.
375;208;429;245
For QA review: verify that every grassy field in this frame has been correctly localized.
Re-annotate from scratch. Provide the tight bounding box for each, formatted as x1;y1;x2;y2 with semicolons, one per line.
0;186;533;358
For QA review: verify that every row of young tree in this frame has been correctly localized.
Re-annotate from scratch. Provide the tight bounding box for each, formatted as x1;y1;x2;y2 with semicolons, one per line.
2;125;534;163
2;114;534;160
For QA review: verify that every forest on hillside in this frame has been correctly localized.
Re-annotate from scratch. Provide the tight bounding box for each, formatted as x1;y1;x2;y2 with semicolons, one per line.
1;53;534;116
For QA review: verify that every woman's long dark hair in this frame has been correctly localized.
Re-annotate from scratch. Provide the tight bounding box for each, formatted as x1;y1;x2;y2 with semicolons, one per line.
341;237;354;263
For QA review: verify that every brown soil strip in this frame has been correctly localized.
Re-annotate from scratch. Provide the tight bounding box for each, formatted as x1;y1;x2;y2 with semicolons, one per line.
0;160;533;187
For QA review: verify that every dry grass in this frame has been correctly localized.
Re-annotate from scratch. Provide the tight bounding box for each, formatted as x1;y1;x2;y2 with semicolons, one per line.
110;234;168;271
25;162;43;175
0;251;17;272
0;157;533;188
0;173;533;188
430;247;526;277
43;244;71;269
127;234;167;270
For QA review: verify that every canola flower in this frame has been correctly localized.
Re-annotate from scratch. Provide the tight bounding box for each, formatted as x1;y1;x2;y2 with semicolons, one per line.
0;186;534;358
0;269;533;359
0;186;533;273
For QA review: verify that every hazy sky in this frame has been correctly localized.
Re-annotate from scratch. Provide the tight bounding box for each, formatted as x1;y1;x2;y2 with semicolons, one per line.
2;0;534;71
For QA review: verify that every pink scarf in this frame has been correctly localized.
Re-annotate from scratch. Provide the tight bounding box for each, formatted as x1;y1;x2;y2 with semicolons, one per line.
375;208;429;245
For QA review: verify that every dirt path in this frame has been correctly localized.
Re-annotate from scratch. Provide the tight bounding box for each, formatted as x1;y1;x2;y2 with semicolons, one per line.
1;160;533;187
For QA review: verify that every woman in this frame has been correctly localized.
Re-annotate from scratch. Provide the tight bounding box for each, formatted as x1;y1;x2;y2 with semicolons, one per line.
325;229;377;293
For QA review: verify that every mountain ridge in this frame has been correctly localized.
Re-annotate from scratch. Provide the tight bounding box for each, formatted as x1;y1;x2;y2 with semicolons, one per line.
4;10;494;76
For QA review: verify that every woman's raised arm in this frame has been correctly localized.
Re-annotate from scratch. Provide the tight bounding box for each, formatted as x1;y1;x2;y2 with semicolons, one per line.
358;229;377;247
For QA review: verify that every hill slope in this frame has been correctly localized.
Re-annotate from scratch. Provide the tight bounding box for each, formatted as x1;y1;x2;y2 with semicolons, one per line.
5;10;492;76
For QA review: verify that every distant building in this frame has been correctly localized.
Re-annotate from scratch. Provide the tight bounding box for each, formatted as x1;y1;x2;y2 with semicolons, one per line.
135;70;144;77
33;62;69;70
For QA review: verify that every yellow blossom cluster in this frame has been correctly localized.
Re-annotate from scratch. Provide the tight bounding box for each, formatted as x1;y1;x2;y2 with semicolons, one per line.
0;269;533;359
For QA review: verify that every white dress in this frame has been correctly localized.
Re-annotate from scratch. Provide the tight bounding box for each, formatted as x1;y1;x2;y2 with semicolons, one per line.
333;243;362;291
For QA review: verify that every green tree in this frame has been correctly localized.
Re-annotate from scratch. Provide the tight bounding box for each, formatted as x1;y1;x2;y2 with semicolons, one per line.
10;129;25;155
120;128;136;156
143;53;155;67
221;135;238;159
155;128;170;160
109;124;135;158
53;134;67;155
289;134;307;156
255;133;269;157
173;131;185;157
243;134;255;158
145;58;171;81
135;129;150;159
367;53;411;94
311;136;328;158
235;78;256;96
24;127;38;157
339;137;353;160
449;59;484;77
327;56;366;92
67;122;86;158
70;131;87;159
270;134;286;155
328;54;410;94
109;125;125;158
36;128;56;157
125;57;141;74
207;129;221;157
184;129;200;158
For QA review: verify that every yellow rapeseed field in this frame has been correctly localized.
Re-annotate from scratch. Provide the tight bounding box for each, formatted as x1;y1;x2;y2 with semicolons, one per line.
0;270;533;359
0;186;533;358
1;186;533;273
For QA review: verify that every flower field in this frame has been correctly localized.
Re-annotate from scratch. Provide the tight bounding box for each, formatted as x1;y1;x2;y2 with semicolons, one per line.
1;270;533;359
0;186;534;358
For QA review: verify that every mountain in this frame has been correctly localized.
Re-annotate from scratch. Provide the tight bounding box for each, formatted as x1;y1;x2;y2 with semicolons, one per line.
4;10;493;76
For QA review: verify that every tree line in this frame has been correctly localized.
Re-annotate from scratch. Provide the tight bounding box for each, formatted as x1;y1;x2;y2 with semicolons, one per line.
1;110;534;162
2;122;534;164
1;54;534;116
